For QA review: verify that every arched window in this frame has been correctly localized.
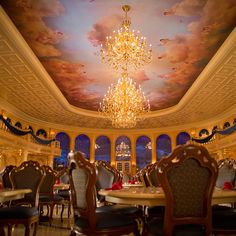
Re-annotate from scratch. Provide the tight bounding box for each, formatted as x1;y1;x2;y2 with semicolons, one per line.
95;136;111;162
54;132;70;168
199;129;209;137
136;136;152;171
156;134;172;161
115;136;131;161
74;134;90;160
176;132;190;146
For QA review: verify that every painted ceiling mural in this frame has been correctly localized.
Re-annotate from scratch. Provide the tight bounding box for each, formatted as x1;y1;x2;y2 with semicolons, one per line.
2;0;236;111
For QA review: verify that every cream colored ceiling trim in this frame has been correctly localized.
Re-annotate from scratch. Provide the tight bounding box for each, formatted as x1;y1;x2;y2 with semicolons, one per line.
0;6;98;118
145;27;236;118
0;6;235;130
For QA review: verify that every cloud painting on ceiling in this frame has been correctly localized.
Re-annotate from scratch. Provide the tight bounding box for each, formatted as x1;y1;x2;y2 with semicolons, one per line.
2;0;236;111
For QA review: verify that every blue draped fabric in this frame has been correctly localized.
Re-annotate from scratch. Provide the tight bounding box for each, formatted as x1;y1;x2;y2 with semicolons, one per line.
0;115;55;145
0;115;31;136
217;123;236;135
192;123;236;144
31;132;55;145
191;131;216;144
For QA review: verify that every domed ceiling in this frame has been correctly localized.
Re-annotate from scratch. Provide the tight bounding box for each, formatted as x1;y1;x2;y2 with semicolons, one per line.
1;0;236;112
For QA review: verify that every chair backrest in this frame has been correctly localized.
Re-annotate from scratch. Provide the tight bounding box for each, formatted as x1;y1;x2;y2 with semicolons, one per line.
57;168;70;184
9;160;45;207
95;160;118;189
2;165;16;188
140;164;152;187
69;151;97;228
146;162;159;187
216;158;236;188
157;144;218;236
40;165;57;196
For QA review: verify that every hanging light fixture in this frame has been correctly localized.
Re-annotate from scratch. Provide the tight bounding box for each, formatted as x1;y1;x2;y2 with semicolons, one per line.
100;5;152;73
99;72;150;128
99;5;152;128
116;141;131;158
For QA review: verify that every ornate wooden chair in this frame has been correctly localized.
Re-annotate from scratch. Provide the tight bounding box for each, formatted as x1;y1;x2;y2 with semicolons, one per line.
95;160;118;201
215;158;236;189
146;162;165;220
9;160;45;207
2;165;15;189
69;151;140;236
146;162;159;187
140;164;152;187
212;158;236;235
39;165;64;226
0;160;45;236
146;144;218;236
94;160;143;221
56;168;72;218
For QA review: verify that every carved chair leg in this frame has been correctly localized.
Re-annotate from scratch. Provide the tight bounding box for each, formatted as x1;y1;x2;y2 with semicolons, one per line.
24;225;30;236
7;224;13;236
60;204;65;222
33;222;38;236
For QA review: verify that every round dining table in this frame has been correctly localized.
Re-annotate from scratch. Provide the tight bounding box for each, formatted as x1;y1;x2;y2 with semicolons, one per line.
99;187;236;206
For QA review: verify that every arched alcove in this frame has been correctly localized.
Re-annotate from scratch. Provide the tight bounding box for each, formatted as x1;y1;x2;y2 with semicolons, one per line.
136;136;152;171
74;134;90;160
176;132;190;146
156;134;172;161
54;132;70;168
115;136;131;161
95;136;111;162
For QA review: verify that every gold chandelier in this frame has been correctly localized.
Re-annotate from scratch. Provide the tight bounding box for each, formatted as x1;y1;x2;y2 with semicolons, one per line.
99;5;152;128
100;5;152;72
99;72;150;128
116;141;131;158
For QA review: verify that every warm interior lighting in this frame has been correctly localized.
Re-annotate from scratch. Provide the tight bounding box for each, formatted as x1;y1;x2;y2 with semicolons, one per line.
99;5;152;128
116;141;131;158
99;73;150;128
100;5;152;73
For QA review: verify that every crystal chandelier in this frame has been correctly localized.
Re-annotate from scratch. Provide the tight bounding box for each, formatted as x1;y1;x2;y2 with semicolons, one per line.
100;5;152;73
99;72;150;128
99;5;152;128
116;141;131;158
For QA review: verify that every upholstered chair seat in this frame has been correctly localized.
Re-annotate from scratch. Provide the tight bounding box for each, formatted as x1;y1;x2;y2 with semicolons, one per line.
74;212;137;230
0;206;38;219
146;205;165;219
212;205;236;234
147;218;206;236
39;165;65;226
0;206;39;236
96;204;143;218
